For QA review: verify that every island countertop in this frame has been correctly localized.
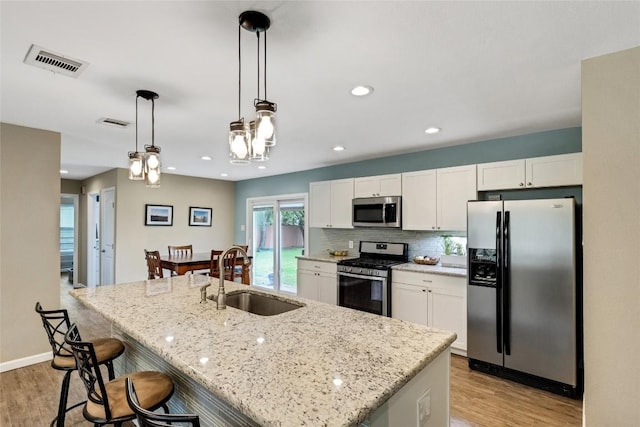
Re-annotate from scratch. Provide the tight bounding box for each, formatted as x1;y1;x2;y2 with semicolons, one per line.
70;276;455;427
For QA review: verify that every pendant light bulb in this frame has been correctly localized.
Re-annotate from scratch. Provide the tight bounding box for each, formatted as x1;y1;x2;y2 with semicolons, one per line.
146;168;160;188
146;152;160;169
255;100;276;146
229;120;250;164
253;135;266;156
232;134;248;158
128;152;145;180
257;116;274;139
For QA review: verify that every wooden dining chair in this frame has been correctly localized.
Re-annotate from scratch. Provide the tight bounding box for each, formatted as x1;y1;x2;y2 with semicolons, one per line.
144;250;163;279
168;244;192;256
126;377;201;427
209;250;236;281
232;245;249;282
65;323;175;426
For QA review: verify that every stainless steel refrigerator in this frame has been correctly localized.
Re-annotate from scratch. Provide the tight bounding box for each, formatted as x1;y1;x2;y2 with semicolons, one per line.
466;198;581;398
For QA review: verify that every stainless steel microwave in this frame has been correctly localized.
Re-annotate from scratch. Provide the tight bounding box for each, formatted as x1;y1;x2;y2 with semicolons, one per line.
352;196;402;228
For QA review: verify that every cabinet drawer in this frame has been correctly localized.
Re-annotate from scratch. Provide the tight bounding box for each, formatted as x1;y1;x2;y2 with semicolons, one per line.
393;270;466;292
298;259;337;274
393;270;434;286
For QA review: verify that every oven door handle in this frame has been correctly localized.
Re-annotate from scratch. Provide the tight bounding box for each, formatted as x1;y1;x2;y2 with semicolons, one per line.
338;271;385;282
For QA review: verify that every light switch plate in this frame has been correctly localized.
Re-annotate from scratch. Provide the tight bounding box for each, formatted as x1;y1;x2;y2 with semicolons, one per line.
349;240;354;249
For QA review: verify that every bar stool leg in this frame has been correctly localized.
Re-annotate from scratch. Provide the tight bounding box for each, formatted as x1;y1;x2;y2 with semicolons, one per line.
106;360;116;381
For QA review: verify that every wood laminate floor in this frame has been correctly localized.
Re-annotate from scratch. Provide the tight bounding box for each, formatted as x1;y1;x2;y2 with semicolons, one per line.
0;274;582;426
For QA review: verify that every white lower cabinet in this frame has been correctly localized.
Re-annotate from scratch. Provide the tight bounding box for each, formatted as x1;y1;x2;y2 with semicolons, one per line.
392;270;467;355
296;259;337;305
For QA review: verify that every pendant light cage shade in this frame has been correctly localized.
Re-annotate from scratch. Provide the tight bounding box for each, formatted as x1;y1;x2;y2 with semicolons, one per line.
229;120;251;165
228;10;277;164
129;89;161;186
128;151;145;180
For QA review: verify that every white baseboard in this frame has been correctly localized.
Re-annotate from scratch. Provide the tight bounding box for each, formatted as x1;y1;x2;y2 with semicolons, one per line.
0;352;52;372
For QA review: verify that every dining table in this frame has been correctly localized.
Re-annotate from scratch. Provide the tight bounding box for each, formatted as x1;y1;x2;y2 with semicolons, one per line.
160;251;252;284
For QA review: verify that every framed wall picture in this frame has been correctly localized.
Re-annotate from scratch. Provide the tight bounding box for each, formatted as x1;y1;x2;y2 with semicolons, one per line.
189;206;212;227
145;204;173;226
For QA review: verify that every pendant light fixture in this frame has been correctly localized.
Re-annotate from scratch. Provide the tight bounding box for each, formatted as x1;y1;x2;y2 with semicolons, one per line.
229;10;276;165
128;89;161;187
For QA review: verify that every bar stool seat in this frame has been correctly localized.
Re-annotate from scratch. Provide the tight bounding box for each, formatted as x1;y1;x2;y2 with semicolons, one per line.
51;336;124;369
85;371;173;421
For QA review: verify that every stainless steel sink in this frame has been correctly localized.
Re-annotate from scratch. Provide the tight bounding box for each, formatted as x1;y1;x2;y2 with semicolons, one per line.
210;291;303;316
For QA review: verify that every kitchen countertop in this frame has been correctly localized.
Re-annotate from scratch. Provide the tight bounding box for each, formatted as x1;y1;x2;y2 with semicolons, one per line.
393;262;468;278
296;253;357;263
70;276;455;427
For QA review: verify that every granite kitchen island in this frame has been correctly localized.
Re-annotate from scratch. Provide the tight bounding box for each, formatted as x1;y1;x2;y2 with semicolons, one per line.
71;275;456;427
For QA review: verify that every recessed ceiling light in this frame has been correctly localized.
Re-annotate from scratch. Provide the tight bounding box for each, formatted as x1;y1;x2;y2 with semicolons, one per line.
350;85;373;97
220;173;228;177
60;169;69;174
201;156;212;160
258;165;266;170
333;146;345;152
425;127;441;134
167;166;176;171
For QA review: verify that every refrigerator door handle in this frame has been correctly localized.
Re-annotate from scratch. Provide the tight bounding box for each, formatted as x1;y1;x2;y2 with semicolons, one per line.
495;211;503;353
503;210;511;355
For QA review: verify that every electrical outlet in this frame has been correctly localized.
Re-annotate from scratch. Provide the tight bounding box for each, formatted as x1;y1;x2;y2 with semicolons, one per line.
417;388;431;427
348;240;354;249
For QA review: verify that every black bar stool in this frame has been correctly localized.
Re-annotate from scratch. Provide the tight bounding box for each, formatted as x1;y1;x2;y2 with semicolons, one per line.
35;302;125;427
126;377;201;427
65;323;175;426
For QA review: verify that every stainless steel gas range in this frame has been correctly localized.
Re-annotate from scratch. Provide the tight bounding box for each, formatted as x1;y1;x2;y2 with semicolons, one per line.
337;241;408;317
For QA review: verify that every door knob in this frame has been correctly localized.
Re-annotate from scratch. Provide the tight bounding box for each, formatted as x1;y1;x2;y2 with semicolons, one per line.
101;249;106;253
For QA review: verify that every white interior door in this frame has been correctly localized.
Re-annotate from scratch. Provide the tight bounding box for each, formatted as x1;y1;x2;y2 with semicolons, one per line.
100;187;116;285
87;192;100;286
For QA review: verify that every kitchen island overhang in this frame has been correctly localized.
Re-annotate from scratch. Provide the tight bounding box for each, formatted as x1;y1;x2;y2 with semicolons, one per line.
71;275;456;426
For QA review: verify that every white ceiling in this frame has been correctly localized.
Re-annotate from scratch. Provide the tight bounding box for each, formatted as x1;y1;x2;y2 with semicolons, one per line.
2;1;639;181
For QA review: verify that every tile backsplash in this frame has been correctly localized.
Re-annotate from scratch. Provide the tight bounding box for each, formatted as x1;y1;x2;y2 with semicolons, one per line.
309;228;467;259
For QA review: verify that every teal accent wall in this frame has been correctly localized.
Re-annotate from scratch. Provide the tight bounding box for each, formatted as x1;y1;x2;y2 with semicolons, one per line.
234;127;582;242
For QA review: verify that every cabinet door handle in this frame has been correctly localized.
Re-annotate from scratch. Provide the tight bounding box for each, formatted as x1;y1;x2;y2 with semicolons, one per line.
527;182;532;186
422;289;426;292
519;182;524;187
422;279;432;283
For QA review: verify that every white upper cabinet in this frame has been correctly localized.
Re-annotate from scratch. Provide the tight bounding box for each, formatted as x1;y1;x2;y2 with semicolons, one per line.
437;165;477;231
477;153;583;191
309;178;354;228
402;165;477;231
402;170;437;230
526;153;583;188
354;173;402;198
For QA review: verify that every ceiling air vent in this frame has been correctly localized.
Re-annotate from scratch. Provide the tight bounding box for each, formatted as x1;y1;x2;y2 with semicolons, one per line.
97;118;131;128
23;44;89;78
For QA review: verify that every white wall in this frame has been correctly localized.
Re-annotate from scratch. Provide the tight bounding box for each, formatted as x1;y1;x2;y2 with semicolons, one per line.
0;123;61;364
582;46;640;424
111;169;235;284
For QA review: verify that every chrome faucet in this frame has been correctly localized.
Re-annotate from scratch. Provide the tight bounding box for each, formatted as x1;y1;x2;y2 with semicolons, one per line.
200;245;250;310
